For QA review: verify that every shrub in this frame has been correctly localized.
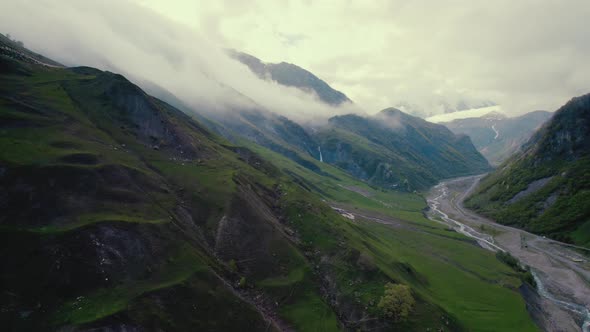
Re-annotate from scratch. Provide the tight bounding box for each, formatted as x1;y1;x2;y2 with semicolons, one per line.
522;269;537;288
228;259;238;272
496;251;537;288
377;283;415;322
496;251;521;271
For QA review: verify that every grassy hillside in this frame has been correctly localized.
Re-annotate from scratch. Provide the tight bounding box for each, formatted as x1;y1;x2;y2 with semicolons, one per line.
246;143;537;332
466;94;590;247
0;56;337;331
0;49;537;331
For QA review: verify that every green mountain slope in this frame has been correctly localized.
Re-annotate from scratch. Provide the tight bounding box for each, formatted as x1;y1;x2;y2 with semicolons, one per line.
0;54;343;331
203;106;491;192
316;109;491;191
0;43;537;331
465;94;590;247
443;111;552;165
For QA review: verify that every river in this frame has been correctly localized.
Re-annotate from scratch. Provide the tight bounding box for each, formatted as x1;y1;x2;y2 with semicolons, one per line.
426;175;590;332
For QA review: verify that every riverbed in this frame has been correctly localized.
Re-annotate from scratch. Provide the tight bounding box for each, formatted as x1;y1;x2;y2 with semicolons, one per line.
426;175;590;332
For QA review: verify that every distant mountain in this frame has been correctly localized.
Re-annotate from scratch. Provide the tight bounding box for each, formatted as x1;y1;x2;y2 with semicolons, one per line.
229;50;352;106
443;111;553;165
315;108;491;191
199;105;491;191
205;106;326;174
466;94;590;246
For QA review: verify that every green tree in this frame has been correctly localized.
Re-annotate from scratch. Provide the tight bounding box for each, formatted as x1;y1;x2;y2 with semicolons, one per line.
238;276;247;288
378;283;415;322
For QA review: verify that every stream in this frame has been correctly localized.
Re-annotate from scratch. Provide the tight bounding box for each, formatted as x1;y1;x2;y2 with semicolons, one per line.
427;177;590;332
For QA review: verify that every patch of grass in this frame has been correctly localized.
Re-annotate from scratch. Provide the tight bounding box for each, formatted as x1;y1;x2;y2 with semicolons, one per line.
347;220;537;332
258;266;306;288
279;293;340;332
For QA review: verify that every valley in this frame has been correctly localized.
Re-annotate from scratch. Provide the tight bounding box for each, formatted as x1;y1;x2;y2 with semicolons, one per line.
427;175;590;332
1;3;589;330
0;50;539;331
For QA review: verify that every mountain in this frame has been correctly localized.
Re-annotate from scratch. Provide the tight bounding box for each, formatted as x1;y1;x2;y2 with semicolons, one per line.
229;50;352;106
224;52;489;190
465;94;590;246
200;106;491;192
315;108;491;191
0;33;62;67
0;37;538;332
442;111;553;165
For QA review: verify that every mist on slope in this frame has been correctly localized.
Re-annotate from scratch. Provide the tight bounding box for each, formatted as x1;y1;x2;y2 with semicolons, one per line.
0;0;360;123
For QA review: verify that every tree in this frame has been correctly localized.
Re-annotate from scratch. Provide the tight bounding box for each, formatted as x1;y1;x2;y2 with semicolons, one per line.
378;283;415;322
238;276;247;288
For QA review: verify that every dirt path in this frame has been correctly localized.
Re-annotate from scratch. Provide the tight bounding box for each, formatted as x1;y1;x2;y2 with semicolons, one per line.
427;175;590;332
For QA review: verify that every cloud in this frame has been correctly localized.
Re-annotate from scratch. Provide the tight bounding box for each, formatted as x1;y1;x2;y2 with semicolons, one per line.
133;0;590;117
278;32;307;47
2;0;589;119
0;0;359;123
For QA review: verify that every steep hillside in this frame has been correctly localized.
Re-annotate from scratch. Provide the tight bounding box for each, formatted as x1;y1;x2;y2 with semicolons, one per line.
315;109;491;191
229;50;351;106
202;106;490;192
0;59;287;331
0;33;63;67
192;105;327;176
465;94;590;247
0;47;538;331
443;111;552;165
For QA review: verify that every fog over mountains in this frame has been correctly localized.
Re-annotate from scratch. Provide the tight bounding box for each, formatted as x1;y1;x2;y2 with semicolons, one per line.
1;1;590;331
2;0;590;119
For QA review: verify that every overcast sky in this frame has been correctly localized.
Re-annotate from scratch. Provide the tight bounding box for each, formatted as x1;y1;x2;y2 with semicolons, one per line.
137;0;590;116
2;0;589;118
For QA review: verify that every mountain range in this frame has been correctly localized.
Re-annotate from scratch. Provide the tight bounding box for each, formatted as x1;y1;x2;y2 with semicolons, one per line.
0;35;538;331
315;109;490;190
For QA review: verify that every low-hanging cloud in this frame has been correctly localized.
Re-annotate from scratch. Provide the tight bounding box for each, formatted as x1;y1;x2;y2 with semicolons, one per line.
154;0;590;117
0;0;360;123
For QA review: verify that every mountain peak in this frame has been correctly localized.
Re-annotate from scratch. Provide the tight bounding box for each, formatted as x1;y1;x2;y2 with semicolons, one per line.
229;51;352;106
